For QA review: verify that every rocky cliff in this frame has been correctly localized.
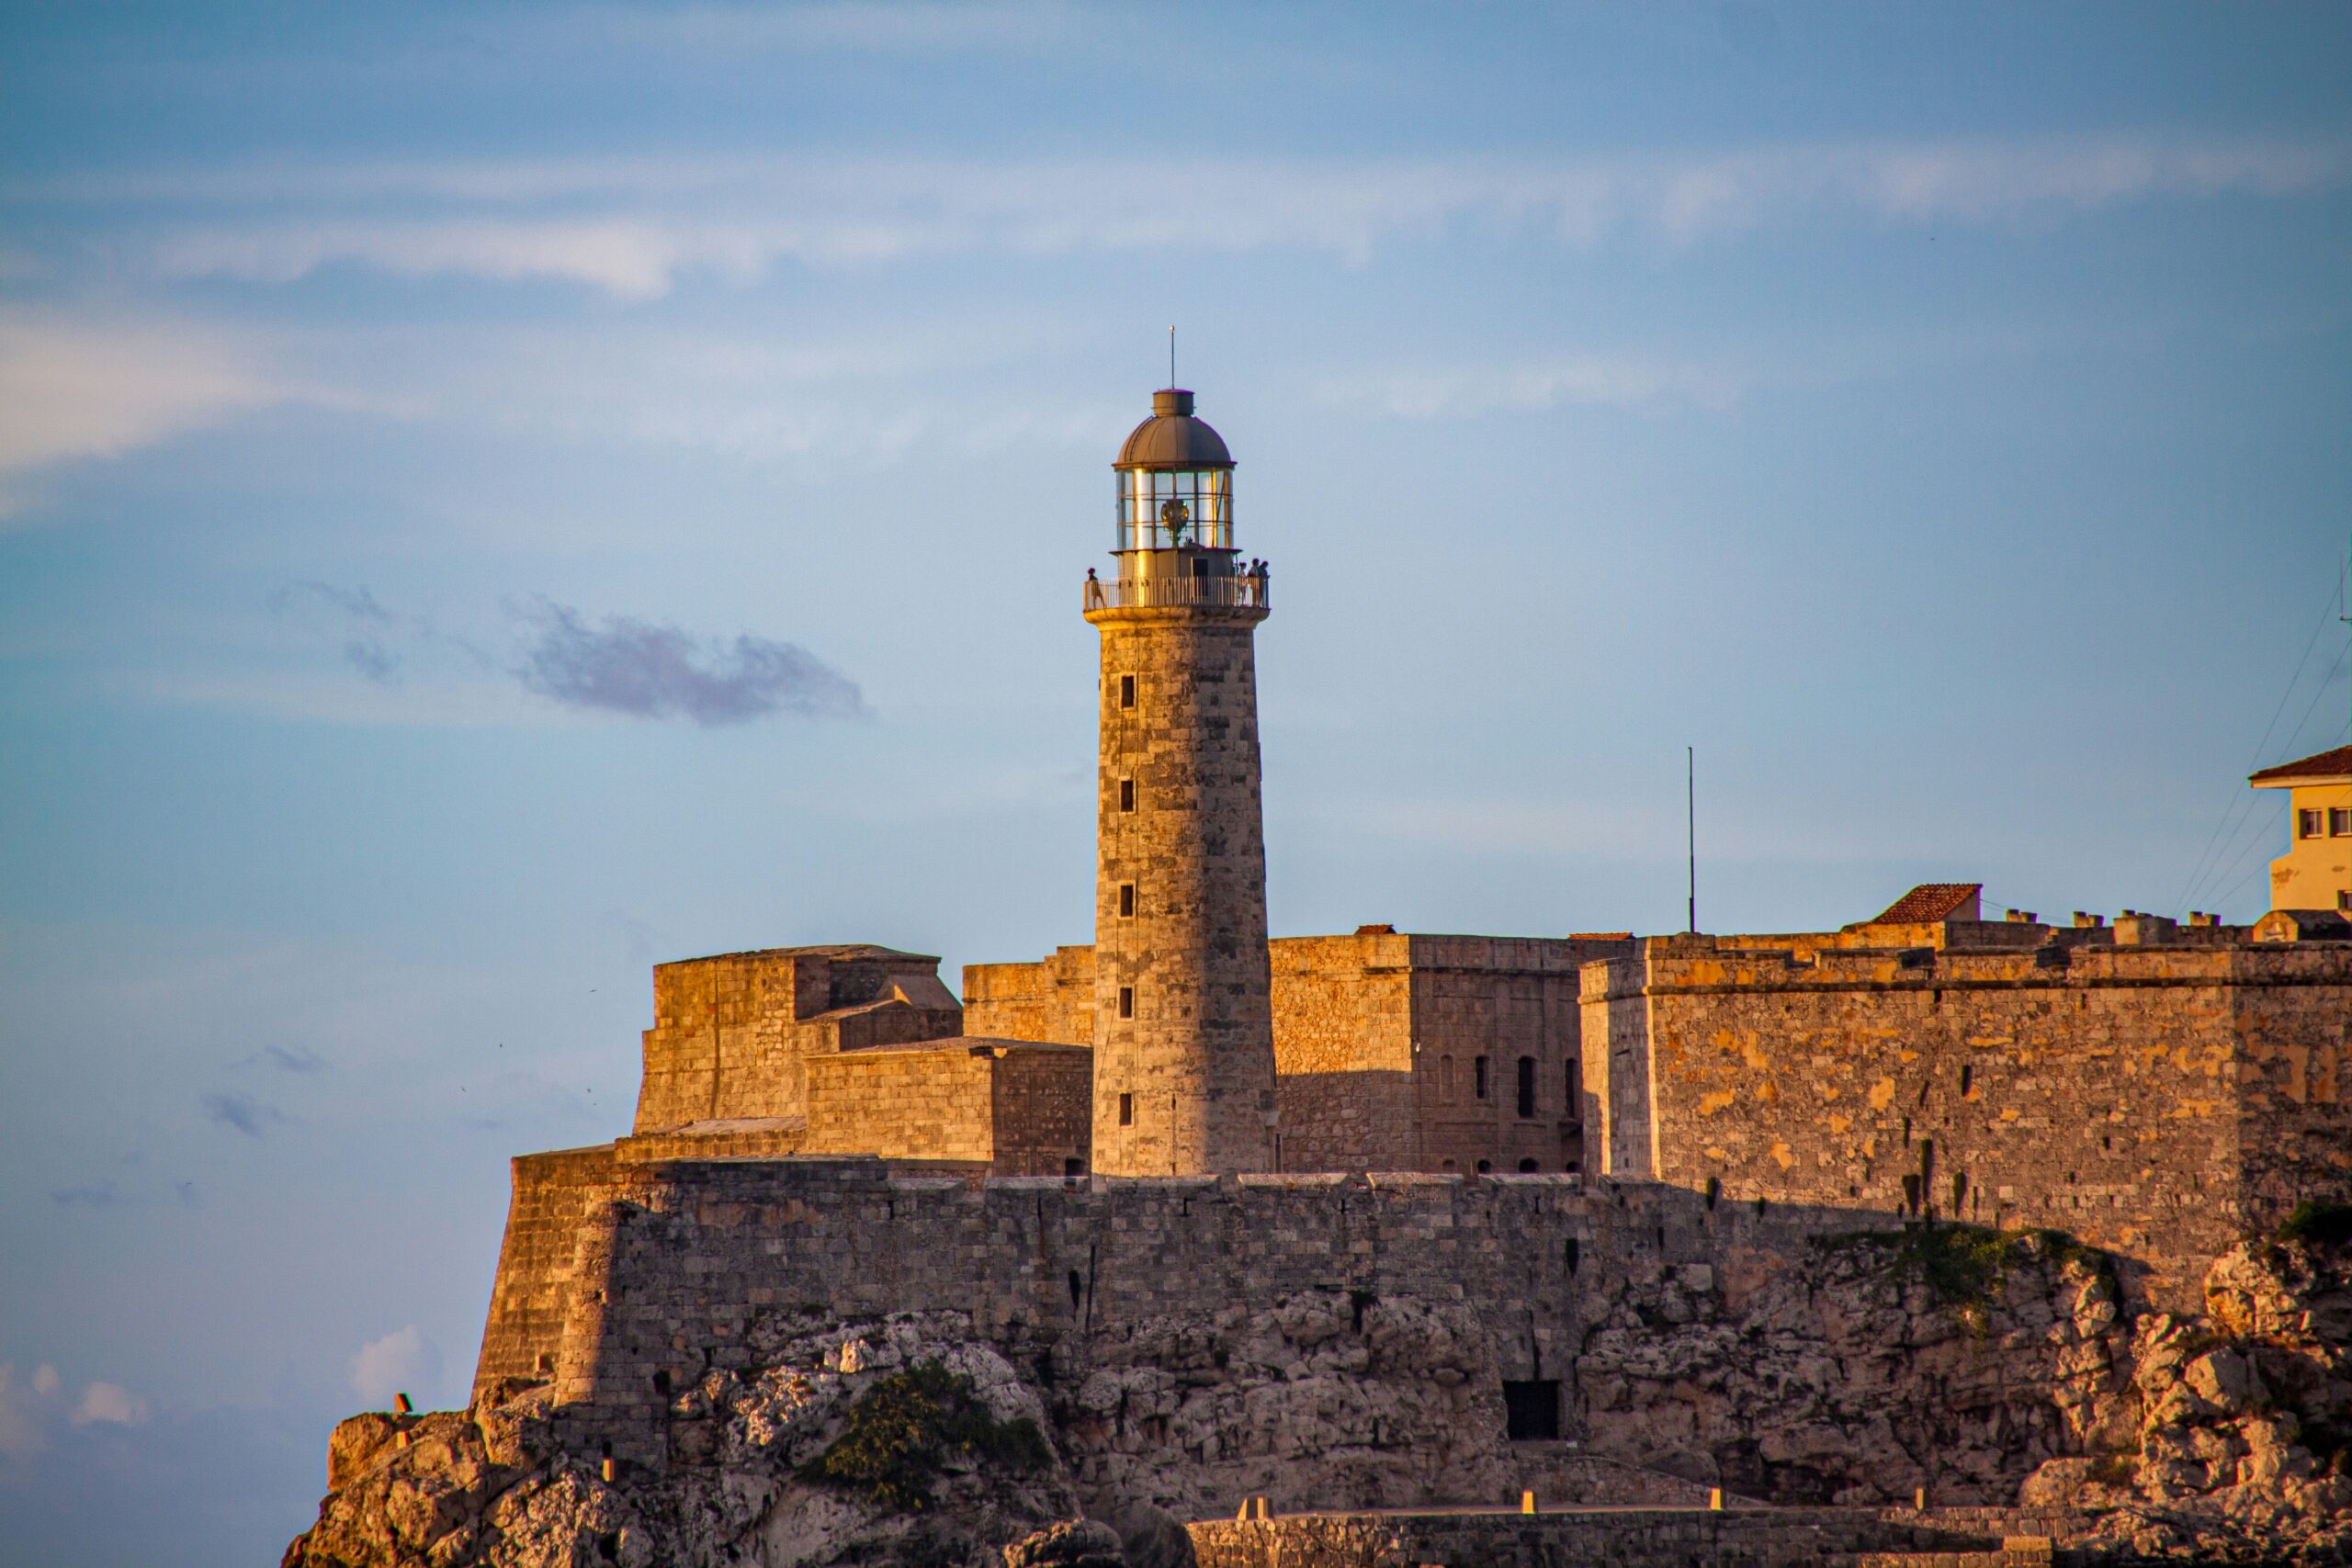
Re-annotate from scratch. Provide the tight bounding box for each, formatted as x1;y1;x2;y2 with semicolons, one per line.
284;1222;2352;1567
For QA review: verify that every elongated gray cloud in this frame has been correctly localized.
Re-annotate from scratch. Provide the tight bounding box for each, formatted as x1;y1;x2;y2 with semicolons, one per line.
270;581;490;685
514;599;867;725
201;1091;285;1138
272;582;865;726
50;1181;120;1208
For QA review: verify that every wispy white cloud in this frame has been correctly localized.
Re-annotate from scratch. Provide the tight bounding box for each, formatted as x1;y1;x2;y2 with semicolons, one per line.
348;1327;440;1408
1331;355;1753;419
0;1364;153;1461
0;1365;57;1461
592;0;1098;56
1340;795;1894;865
0;312;291;511
69;1382;151;1430
28;133;2340;299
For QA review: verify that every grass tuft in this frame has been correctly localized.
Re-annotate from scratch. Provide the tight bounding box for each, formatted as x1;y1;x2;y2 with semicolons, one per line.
2278;1201;2352;1247
800;1360;1049;1514
1812;1224;2117;1331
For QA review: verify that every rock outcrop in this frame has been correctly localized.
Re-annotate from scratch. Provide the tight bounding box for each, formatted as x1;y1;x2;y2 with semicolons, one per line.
2022;1230;2352;1562
286;1316;1085;1568
285;1228;2352;1567
1577;1224;2350;1561
1576;1228;2133;1504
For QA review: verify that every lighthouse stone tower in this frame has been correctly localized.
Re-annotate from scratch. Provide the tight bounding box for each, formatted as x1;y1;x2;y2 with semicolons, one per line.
1083;387;1279;1175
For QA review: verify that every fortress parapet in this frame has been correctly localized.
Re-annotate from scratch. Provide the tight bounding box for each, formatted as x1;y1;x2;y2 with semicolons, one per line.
1579;927;2352;1307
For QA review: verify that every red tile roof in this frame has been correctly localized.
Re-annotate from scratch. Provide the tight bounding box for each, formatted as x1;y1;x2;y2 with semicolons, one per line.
1868;883;1984;924
2249;745;2352;785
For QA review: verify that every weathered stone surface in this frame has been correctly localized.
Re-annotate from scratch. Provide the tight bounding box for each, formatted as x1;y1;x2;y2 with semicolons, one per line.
1581;932;2352;1312
294;1222;2352;1567
290;1319;1083;1568
1087;604;1278;1177
1002;1518;1125;1568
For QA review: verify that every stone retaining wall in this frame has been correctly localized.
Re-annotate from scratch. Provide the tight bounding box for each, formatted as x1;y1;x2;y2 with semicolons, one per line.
1185;1508;2004;1568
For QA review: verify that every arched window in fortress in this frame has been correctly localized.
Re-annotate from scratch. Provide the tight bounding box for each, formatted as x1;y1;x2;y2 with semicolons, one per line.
1474;1055;1489;1100
1516;1055;1536;1118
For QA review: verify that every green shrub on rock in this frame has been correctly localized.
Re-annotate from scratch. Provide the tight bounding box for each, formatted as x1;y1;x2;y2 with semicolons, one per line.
800;1361;1050;1514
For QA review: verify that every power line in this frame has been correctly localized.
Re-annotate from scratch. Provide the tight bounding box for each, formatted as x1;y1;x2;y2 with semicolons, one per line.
2171;572;2347;915
2185;640;2352;913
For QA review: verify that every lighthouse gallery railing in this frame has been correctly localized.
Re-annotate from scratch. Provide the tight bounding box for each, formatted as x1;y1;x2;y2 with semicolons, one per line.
1083;573;1269;611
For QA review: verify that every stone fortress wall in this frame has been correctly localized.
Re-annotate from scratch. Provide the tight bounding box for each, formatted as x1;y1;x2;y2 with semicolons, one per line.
473;896;2352;1410
968;931;1638;1176
507;1157;1858;1472
804;1042;1091;1176
1580;917;2352;1308
632;945;962;1134
523;899;2352;1416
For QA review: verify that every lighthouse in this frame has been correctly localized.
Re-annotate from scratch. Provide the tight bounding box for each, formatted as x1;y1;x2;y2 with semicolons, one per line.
1083;387;1279;1175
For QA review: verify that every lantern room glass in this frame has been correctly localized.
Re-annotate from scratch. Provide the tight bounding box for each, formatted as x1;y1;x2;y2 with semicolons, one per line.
1115;468;1233;551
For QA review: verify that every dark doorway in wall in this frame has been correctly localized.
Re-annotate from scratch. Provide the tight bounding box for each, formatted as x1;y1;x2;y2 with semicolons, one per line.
1502;1380;1561;1440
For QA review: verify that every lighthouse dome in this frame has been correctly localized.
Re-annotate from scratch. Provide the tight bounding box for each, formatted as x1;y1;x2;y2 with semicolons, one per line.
1115;389;1233;469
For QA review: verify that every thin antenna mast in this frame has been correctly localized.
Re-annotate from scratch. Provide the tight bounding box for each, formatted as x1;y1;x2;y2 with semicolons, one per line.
1687;746;1697;934
1169;324;1176;388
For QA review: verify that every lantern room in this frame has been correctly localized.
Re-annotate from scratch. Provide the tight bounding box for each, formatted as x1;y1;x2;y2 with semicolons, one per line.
1114;389;1236;554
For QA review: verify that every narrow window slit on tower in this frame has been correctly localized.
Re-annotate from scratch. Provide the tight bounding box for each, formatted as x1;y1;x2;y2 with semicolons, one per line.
1960;1065;1973;1096
1117;986;1134;1020
1516;1055;1537;1118
1117;1092;1134;1126
1118;883;1136;918
1475;1055;1490;1100
1119;674;1136;709
1119;778;1136;812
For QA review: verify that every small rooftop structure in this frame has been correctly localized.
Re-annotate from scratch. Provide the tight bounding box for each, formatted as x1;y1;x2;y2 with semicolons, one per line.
2249;745;2352;786
1855;883;1984;927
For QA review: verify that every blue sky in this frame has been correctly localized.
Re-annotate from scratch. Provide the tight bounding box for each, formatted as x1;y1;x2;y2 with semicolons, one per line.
2;4;2349;1562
